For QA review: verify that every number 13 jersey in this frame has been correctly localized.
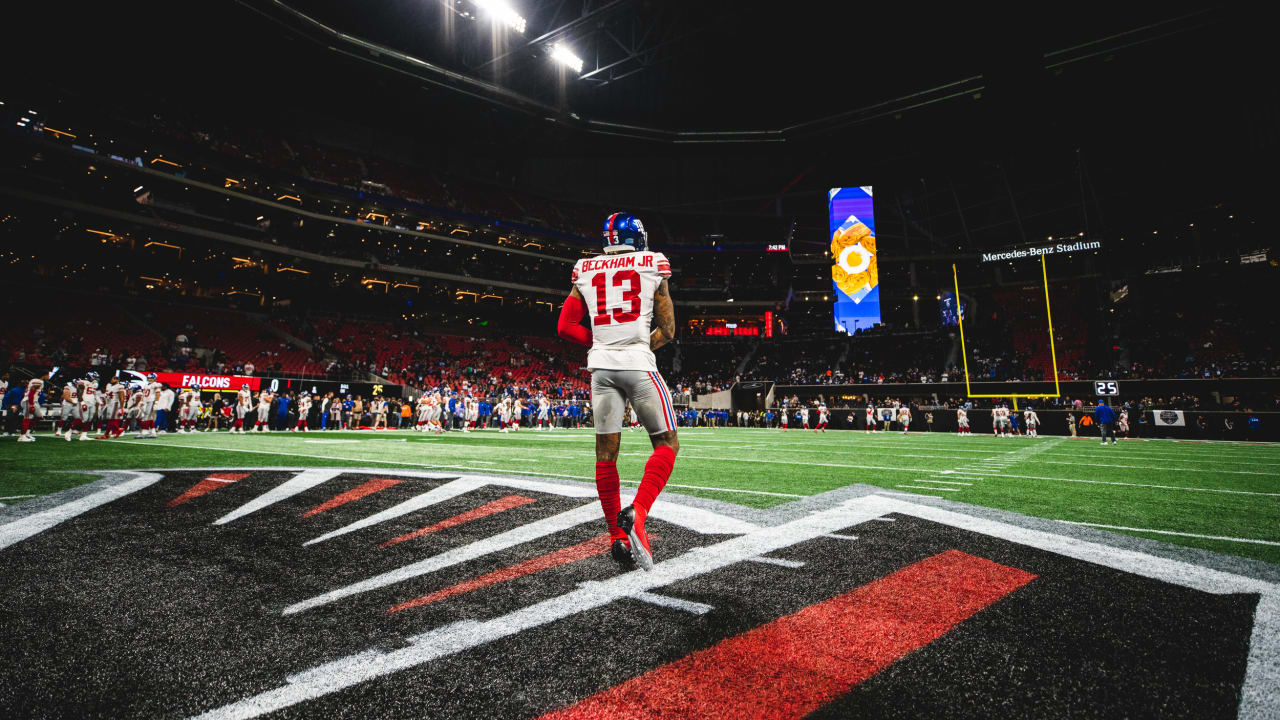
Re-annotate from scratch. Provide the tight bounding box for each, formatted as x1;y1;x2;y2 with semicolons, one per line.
571;249;671;372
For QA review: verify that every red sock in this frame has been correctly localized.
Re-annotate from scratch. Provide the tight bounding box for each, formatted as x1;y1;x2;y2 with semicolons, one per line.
22;419;31;433
633;445;676;521
596;461;624;541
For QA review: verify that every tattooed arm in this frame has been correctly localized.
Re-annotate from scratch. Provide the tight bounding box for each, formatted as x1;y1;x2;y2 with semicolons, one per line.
650;279;676;351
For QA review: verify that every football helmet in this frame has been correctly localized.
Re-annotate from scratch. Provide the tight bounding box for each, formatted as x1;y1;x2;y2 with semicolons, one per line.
146;373;158;382
602;212;647;254
241;384;250;390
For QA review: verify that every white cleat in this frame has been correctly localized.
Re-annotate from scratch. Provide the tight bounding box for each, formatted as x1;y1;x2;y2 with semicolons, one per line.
18;434;35;442
78;432;91;441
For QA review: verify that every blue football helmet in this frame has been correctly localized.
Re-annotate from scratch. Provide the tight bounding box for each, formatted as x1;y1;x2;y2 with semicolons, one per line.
602;212;647;253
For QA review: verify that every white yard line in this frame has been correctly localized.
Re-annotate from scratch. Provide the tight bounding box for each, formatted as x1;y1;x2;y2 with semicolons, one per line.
915;479;973;486
1059;522;1280;547
896;485;962;492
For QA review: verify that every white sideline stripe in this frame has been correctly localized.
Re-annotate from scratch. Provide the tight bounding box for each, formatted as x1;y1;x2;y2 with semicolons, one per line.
0;494;38;500
897;485;962;492
208;478;238;484
824;533;859;540
675;453;1280;497
283;504;602;615
214;469;346;525
192;498;894;720
870;517;896;522
1059;522;1280;547
880;491;946;498
620;479;802;499
1041;451;1280;468
0;472;163;550
1244;592;1280;720
747;556;806;568
916;479;973;486
629;591;713;615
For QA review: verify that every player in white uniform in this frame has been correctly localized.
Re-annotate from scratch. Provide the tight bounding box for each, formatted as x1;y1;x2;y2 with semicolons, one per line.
176;389;199;432
780;405;789;431
898;405;911;434
295;393;312;432
124;383;144;435
18;372;49;442
76;374;99;441
1117;408;1129;439
815;403;829;433
994;405;1011;437
132;374;160;438
232;385;253;433
57;378;80;440
254;390;272;432
557;212;678;571
1024;408;1040;438
957;407;970;436
414;395;429;431
799;405;810;431
536;396;551;430
865;403;876;434
496;398;511;433
98;378;126;439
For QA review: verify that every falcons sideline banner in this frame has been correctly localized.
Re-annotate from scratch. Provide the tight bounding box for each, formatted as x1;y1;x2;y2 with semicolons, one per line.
152;373;261;392
1152;409;1186;427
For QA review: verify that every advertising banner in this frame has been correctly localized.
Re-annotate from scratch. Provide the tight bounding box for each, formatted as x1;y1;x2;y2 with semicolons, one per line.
829;186;880;333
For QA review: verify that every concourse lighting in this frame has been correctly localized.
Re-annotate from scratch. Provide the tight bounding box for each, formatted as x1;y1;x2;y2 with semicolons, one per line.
471;0;526;34
550;42;583;73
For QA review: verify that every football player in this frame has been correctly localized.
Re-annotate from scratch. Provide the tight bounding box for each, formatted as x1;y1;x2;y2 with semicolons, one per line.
1118;408;1130;439
816;403;829;433
898;405;911;435
253;390;272;432
557;212;677;571
232;384;253;433
76;373;99;441
865;403;876;434
780;404;789;431
17;371;49;442
98;376;127;439
134;374;160;439
295;392;312;432
57;375;80;440
800;404;810;431
1025;407;1040;438
956;407;970;436
124;382;145;435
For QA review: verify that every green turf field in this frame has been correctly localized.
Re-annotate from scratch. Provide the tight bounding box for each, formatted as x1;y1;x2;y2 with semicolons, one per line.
2;427;1278;564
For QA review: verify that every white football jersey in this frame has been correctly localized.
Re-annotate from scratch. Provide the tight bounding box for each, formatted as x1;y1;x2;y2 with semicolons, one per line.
571;249;672;372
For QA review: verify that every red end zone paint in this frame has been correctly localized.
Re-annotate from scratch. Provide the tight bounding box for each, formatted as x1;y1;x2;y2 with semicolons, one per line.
303;478;403;518
539;550;1036;720
388;534;612;614
381;495;536;548
166;473;250;508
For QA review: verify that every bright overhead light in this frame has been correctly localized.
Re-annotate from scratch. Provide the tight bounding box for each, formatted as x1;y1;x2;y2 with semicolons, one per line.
550;42;583;73
471;0;526;33
133;185;144;193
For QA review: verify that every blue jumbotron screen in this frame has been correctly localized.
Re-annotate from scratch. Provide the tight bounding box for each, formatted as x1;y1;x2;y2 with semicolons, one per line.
828;186;880;333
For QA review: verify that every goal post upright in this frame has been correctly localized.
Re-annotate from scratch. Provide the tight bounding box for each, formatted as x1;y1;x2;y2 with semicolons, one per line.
953;253;1061;401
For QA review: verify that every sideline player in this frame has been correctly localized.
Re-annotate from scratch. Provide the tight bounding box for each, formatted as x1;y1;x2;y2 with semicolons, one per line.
898;405;911;435
232;384;253;433
1118;407;1130;439
57;375;80;439
295;392;312;432
780;405;789;432
76;373;99;441
815;403;828;433
253;389;272;432
800;404;810;431
865;403;876;434
1025;407;1040;438
557;212;678;571
957;406;970;436
17;371;49;442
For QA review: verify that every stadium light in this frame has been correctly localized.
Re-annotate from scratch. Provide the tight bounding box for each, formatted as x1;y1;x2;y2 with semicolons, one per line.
471;0;526;34
550;42;583;73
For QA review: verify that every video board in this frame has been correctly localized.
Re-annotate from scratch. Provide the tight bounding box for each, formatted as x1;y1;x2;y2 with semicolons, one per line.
829;186;880;333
